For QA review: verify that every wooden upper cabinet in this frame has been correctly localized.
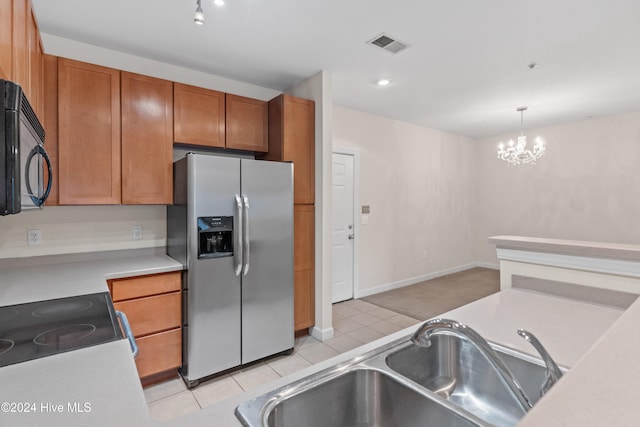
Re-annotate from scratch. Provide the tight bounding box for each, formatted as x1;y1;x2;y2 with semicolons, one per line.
11;0;28;94
121;72;173;204
58;58;121;204
43;54;59;206
174;82;225;148
266;94;315;204
0;0;13;81
1;0;43;114
225;94;268;152
27;5;43;118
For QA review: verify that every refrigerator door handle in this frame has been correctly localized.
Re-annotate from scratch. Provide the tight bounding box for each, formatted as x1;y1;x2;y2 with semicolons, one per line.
234;194;243;276
242;194;250;276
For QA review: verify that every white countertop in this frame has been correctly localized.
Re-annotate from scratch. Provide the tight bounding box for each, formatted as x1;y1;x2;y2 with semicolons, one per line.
489;235;640;261
0;340;153;427
0;252;183;306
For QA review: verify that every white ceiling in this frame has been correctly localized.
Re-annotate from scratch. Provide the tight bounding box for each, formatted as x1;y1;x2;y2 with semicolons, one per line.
31;0;640;138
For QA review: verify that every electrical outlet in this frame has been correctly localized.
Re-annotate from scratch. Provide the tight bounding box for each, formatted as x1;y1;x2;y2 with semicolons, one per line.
27;229;42;246
132;225;143;240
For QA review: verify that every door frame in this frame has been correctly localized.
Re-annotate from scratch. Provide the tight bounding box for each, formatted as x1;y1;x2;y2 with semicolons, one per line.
331;146;361;300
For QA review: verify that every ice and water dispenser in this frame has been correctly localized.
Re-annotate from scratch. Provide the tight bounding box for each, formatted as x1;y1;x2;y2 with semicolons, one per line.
197;216;233;258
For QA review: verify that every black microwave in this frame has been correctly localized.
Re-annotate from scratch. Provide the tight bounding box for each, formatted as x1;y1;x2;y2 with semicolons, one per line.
1;80;51;215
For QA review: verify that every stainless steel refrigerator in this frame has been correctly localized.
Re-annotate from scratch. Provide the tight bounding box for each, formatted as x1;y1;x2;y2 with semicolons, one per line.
167;153;294;387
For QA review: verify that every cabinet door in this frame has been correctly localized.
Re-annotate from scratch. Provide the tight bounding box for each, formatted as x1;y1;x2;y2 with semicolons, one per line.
43;55;58;205
27;6;42;118
0;0;12;80
121;72;173;204
294;204;315;331
266;94;315;204
58;58;121;204
284;96;315;204
11;0;28;94
174;82;225;148
226;94;268;152
135;329;181;378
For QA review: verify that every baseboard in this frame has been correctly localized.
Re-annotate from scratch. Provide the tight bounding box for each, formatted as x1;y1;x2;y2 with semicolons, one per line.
476;261;499;270
310;325;334;342
355;262;497;299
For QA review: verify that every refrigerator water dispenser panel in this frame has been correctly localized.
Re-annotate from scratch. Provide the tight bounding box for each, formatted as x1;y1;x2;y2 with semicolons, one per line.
198;216;233;258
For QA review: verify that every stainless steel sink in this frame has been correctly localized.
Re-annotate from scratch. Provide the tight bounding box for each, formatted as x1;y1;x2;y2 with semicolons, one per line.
385;335;559;427
262;368;483;427
236;328;566;427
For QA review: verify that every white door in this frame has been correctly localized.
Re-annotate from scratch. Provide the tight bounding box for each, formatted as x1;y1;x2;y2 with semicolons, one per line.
332;152;355;303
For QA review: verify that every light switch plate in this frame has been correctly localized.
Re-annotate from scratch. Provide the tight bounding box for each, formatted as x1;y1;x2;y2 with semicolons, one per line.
361;215;369;225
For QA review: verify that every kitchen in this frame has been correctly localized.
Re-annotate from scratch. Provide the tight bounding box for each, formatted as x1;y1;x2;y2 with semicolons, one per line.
2;0;640;426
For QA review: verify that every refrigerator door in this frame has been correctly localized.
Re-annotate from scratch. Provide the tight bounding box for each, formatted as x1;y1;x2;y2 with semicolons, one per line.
186;154;242;381
240;159;294;364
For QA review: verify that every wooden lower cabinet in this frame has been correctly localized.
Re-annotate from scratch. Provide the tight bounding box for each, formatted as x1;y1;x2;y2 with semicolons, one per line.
109;271;182;382
294;204;315;331
135;329;181;379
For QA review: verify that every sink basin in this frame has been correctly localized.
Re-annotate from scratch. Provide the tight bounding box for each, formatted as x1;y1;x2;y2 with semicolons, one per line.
241;368;484;427
236;326;564;427
385;334;553;427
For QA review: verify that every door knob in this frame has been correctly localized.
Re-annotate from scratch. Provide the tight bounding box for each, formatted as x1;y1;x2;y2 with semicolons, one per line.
348;234;355;240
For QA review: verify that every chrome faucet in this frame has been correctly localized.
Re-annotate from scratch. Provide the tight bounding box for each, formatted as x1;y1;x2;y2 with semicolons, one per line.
517;329;563;397
411;318;534;413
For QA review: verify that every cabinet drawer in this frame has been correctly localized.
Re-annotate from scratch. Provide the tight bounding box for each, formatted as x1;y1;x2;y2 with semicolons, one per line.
111;271;181;302
114;292;181;337
135;328;181;378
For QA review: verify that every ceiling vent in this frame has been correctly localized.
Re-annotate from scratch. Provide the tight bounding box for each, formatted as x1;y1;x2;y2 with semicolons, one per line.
368;33;410;54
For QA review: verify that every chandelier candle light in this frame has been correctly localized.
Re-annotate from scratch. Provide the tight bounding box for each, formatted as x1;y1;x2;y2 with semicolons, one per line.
497;106;545;165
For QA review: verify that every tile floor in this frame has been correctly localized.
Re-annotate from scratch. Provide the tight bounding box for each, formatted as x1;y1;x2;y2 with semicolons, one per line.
145;299;420;422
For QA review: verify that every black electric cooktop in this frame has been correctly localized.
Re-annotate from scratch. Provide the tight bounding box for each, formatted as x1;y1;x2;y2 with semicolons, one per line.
0;292;123;368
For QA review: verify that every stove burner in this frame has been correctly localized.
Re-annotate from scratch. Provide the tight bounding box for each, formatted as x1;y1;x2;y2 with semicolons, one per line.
0;339;15;356
0;308;20;321
32;300;94;318
33;324;97;346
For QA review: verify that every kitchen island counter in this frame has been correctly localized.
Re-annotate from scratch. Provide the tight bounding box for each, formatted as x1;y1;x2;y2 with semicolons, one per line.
172;288;626;427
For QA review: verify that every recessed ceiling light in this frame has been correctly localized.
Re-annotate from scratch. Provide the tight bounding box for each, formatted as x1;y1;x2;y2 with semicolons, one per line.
214;0;225;6
377;78;391;87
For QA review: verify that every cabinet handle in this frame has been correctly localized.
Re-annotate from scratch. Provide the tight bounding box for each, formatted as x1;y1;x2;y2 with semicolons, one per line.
116;311;138;358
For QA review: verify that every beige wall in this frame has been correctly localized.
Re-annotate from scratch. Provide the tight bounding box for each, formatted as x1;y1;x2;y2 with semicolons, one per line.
333;106;477;294
0;206;165;258
474;111;640;264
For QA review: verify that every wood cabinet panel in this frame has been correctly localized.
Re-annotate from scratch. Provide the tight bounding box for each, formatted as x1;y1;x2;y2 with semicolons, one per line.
266;94;315;204
11;0;27;94
174;82;225;148
121;72;173;204
27;6;42;118
57;58;121;204
294;268;315;331
114;292;181;338
43;54;58;205
111;272;181;302
135;328;181;378
226;94;268;152
294;204;315;330
0;1;13;81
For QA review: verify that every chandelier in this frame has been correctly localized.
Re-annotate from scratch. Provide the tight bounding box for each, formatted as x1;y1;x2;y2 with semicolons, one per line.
497;106;545;165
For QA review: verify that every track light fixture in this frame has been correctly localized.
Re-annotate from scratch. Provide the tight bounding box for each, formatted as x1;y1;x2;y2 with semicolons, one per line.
194;0;205;25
